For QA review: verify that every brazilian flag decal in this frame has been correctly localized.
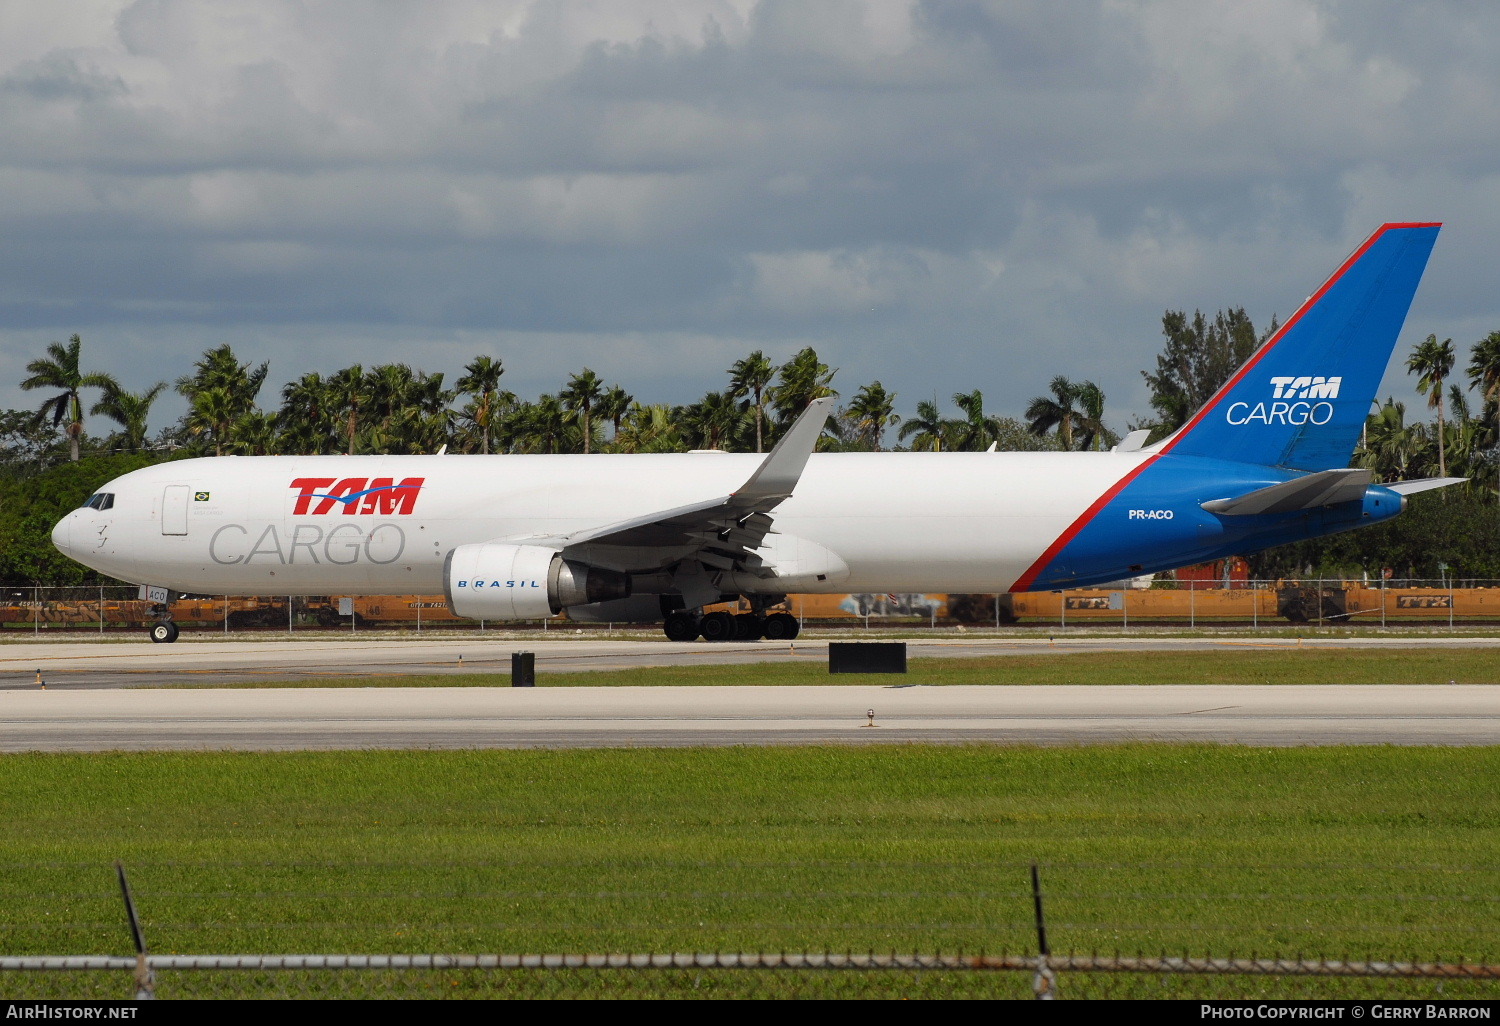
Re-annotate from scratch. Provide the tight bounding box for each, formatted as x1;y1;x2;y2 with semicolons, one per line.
194;492;210;502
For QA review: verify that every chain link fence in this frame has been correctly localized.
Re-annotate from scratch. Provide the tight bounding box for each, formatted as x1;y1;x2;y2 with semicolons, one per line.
2;580;1499;636
7;953;1499;1000
2;861;1495;999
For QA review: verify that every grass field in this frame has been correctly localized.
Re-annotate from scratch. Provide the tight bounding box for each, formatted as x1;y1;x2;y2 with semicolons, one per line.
1;744;1496;998
193;645;1500;688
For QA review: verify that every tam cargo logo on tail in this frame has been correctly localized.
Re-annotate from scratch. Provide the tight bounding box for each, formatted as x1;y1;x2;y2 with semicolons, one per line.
289;477;425;515
1270;376;1341;400
1225;375;1341;427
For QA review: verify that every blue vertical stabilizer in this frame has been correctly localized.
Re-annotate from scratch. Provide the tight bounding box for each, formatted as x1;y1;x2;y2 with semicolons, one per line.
1159;223;1440;471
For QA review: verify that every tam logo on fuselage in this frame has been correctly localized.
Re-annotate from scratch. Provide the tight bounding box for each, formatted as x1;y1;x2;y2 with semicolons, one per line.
1225;376;1340;427
289;477;424;515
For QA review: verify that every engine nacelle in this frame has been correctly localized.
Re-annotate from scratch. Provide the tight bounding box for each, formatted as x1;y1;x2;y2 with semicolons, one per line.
444;543;630;620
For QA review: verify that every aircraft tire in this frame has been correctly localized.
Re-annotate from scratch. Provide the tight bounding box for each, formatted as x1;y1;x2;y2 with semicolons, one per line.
150;621;180;644
698;611;736;642
733;613;763;641
662;611;700;642
763;612;799;641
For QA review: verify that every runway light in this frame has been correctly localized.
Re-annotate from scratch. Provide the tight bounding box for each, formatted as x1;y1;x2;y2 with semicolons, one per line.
863;708;877;728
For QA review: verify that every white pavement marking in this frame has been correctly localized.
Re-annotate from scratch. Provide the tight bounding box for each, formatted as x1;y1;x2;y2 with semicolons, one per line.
1;685;1496;750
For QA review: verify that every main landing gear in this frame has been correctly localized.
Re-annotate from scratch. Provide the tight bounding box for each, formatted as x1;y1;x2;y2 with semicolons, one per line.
662;609;800;642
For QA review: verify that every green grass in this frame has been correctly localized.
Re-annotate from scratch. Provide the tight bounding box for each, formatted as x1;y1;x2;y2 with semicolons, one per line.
182;646;1500;688
0;745;1496;997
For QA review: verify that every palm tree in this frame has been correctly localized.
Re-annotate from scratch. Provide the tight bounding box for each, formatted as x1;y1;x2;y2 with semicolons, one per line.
1407;334;1456;478
21;334;115;461
769;348;837;439
328;365;367;455
279;371;336;454
91;380;167;452
1073;381;1118;451
226;411;280;455
1357;399;1432;483
1468;331;1500;497
186;386;237;456
560;369;604;454
597;384;634;444
1025;376;1084;450
947;390;1005;451
382;369;452;454
175;344;268;453
613;403;683;453
176;345;268;411
845;382;899;450
729;351;775;452
367;364;416;433
898;398;950;452
531;394;570;454
679;390;743;450
456;356;505;454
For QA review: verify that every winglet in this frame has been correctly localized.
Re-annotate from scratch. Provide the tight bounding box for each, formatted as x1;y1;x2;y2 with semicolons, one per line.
731;397;834;508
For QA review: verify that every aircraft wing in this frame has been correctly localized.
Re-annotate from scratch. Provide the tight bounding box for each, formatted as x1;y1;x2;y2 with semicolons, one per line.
1200;468;1372;516
503;397;835;580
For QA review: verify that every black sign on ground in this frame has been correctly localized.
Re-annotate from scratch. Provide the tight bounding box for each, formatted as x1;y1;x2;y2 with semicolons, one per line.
828;642;908;674
511;651;536;687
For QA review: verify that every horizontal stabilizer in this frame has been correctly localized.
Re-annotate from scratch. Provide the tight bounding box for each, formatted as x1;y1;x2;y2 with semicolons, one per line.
1201;468;1371;516
1386;477;1467;495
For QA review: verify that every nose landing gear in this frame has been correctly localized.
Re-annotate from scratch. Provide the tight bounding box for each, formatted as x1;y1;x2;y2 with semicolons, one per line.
147;598;179;643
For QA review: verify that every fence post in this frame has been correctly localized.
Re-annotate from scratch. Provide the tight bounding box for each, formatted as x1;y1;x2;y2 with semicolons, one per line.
34;585;39;635
1031;863;1055;999
115;862;154;1000
1190;583;1195;629
100;585;104;635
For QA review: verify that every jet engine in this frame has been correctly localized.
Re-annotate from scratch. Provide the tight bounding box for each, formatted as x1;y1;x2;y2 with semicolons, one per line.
444;543;630;620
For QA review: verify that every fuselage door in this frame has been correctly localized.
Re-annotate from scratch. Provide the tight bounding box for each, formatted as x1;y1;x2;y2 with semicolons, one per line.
162;485;189;536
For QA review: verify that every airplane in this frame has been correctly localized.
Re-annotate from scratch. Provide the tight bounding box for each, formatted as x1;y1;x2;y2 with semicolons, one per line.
51;222;1459;644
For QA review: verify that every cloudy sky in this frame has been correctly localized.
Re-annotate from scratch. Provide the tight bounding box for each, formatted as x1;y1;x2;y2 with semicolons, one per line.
2;0;1498;435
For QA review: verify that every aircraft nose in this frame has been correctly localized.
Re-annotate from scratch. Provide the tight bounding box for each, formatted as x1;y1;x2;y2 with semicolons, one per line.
51;513;72;556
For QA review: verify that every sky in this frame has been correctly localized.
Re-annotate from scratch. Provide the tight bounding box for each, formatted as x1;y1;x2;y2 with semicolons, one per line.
2;0;1499;436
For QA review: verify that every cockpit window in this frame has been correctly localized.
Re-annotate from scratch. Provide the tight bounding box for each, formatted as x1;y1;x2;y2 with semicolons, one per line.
81;493;115;511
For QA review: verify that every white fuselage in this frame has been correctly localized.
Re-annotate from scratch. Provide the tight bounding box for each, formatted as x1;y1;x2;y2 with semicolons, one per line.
52;451;1151;596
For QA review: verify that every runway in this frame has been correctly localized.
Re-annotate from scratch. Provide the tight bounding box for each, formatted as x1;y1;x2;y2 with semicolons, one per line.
1;684;1496;750
5;633;1500;689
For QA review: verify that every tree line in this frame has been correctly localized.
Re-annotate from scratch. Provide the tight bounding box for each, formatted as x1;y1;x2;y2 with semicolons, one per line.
6;337;1118;465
